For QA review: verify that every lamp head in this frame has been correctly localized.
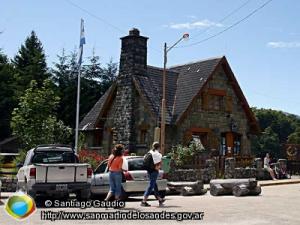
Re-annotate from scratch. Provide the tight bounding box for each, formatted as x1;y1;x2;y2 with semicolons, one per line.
183;33;189;40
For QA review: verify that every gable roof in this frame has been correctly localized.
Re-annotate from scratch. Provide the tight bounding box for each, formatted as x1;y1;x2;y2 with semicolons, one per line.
80;56;259;133
79;84;115;130
170;57;222;122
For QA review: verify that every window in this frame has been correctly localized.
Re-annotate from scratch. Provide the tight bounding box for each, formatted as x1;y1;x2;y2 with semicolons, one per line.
191;133;207;149
208;95;224;111
128;158;145;171
220;133;242;156
94;160;108;174
140;130;147;144
31;151;78;164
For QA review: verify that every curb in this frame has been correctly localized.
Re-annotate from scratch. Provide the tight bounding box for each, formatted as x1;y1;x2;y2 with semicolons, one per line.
204;179;300;190
259;179;300;187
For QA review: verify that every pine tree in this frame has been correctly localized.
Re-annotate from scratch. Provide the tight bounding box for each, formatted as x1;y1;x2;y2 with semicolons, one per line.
52;50;77;128
0;51;17;140
13;31;49;95
101;58;118;93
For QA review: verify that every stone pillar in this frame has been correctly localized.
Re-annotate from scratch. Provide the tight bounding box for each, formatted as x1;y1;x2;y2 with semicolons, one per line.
255;158;264;180
206;159;217;180
278;159;288;178
254;158;262;169
225;157;236;179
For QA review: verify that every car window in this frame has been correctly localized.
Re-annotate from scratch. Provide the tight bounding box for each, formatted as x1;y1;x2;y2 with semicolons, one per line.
94;161;108;174
31;151;78;164
128;158;145;171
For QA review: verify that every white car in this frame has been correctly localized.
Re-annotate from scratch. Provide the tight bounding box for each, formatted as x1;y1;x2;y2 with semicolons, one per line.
91;156;167;198
17;145;92;200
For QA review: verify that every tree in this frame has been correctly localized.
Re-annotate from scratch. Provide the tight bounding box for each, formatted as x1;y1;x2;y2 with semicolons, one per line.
101;58;118;93
252;127;281;158
13;31;49;96
287;127;300;144
52;50;118;128
0;51;17;140
251;108;300;157
11;79;72;150
252;108;296;143
52;50;78;128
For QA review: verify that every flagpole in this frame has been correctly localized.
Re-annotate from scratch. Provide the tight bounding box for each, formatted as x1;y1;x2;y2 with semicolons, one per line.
75;19;85;154
75;64;81;154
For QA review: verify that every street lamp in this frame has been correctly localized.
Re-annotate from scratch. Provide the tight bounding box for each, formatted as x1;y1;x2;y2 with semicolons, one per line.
160;33;189;155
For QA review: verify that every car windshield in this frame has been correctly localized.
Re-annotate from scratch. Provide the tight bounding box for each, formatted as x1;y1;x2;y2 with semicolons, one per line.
128;158;145;171
31;151;78;164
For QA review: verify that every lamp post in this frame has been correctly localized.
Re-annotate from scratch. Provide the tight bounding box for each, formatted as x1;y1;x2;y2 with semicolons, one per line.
160;33;189;155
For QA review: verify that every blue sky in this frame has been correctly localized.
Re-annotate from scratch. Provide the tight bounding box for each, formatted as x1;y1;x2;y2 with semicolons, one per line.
1;0;300;115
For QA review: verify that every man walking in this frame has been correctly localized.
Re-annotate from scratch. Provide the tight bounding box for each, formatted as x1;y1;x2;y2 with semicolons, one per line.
141;142;165;207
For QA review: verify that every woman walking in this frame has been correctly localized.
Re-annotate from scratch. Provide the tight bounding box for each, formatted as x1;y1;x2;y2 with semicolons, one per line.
105;144;124;201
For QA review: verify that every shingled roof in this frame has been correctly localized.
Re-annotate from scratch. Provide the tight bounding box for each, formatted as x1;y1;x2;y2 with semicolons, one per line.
80;55;261;133
170;57;222;122
79;85;115;130
79;56;224;129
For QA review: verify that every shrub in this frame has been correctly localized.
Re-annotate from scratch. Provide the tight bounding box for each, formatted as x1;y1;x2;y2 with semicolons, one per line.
169;141;207;168
78;149;106;169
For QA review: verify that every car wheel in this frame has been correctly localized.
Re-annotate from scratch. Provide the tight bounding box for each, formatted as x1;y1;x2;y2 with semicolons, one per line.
76;190;91;201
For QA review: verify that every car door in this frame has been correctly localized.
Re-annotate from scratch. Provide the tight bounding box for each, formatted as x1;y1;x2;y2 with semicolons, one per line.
92;160;110;194
17;150;33;188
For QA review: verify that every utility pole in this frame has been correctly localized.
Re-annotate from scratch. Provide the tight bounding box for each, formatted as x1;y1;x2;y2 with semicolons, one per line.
160;33;189;155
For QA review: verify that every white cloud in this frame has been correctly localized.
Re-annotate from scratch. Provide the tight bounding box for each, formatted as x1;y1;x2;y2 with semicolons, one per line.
267;41;300;48
168;19;223;30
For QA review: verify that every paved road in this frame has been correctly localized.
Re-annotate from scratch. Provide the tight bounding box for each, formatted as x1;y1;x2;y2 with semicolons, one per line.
1;184;300;225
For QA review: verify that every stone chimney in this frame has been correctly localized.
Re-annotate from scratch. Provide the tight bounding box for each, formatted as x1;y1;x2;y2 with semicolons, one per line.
111;28;148;151
119;28;148;77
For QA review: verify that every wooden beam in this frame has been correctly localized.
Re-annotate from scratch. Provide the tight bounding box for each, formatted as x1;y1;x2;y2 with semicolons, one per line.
189;127;212;133
207;88;226;96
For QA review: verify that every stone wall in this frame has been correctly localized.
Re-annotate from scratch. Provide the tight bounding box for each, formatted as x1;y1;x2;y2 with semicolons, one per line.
224;157;288;180
168;159;217;183
173;67;252;155
0;177;17;192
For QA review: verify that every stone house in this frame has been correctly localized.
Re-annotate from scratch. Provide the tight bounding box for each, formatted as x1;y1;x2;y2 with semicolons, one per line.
79;28;259;157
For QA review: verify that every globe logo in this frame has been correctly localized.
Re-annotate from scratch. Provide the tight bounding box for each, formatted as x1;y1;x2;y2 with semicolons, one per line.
5;192;36;220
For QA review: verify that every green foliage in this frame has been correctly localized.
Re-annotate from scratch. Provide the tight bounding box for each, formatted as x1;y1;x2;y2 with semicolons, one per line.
52;49;117;128
12;150;28;166
77;132;86;151
0;51;17;140
11;79;72;150
252;127;281;158
13;31;49;94
169;141;206;168
288;131;300;144
251;108;300;158
0;154;4;166
252;107;299;143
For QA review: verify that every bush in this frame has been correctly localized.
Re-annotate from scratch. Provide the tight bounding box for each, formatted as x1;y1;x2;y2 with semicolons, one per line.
78;149;106;169
168;141;207;168
12;150;27;166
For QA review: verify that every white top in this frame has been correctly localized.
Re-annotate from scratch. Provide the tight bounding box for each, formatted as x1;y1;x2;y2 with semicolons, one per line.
264;157;270;168
150;150;162;164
